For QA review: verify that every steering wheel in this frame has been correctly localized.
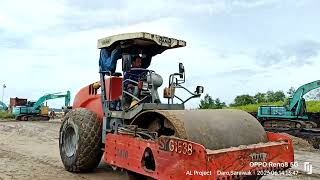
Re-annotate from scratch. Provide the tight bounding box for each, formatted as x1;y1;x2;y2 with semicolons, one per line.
138;70;152;82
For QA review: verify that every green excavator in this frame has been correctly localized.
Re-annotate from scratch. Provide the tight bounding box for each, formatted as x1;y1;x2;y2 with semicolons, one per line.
12;91;71;121
257;80;320;148
0;101;8;111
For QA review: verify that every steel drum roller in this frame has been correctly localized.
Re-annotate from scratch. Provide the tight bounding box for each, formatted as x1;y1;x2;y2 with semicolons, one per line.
132;109;268;150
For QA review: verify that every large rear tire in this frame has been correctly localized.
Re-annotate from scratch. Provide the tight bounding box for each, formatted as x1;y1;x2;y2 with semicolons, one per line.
59;108;103;172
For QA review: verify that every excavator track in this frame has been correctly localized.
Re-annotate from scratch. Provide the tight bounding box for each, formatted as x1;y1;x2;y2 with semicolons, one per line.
261;119;313;130
260;119;320;149
16;115;50;121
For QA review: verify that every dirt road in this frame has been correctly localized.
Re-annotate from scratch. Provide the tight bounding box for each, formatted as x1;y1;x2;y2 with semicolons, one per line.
0;120;127;180
0;120;319;180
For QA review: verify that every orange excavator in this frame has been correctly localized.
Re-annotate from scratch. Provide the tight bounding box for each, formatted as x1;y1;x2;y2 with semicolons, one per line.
59;32;294;179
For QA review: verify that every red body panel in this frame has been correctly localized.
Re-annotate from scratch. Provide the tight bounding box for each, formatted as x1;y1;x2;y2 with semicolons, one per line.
104;132;294;180
72;77;122;120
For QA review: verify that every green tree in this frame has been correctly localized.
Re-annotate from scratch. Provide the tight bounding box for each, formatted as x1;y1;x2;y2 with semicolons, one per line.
199;94;214;109
254;92;266;103
214;98;226;109
199;94;226;109
266;91;274;102
274;90;285;101
266;90;285;102
287;87;296;97
265;90;284;102
232;94;255;106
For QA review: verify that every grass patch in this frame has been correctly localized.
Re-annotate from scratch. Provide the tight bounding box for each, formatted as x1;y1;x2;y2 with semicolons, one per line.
306;101;320;113
0;111;14;119
228;101;320;113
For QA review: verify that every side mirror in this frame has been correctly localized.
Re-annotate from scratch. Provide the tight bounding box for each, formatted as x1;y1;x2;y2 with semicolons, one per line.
122;54;131;72
179;63;184;78
196;86;204;94
179;63;184;73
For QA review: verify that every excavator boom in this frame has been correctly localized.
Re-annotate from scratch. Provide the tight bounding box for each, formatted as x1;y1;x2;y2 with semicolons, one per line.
31;91;71;111
0;101;8;111
289;80;320;116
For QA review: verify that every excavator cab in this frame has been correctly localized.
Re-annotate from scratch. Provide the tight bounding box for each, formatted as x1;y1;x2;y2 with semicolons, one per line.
26;101;34;107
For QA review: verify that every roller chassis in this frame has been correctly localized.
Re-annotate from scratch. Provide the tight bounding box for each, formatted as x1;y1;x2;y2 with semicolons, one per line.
104;132;294;180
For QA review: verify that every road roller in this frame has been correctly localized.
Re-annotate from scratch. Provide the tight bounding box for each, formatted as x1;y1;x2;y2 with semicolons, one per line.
59;32;294;179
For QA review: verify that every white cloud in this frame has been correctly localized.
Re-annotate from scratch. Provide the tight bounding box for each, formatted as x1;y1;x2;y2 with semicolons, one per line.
0;0;319;109
0;0;65;32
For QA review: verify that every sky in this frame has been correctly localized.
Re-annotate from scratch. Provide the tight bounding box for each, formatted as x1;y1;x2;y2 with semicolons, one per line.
0;0;320;108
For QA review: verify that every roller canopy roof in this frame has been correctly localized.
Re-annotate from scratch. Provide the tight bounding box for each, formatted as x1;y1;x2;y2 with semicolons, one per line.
97;32;186;55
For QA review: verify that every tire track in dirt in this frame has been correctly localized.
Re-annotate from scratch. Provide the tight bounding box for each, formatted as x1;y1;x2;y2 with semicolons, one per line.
0;120;128;180
0;148;85;180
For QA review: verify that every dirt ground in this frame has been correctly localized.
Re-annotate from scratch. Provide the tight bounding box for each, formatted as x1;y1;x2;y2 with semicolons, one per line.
0;119;319;180
0;119;128;180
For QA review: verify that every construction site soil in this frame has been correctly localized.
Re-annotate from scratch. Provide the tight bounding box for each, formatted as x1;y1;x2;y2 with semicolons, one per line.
0;119;319;180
